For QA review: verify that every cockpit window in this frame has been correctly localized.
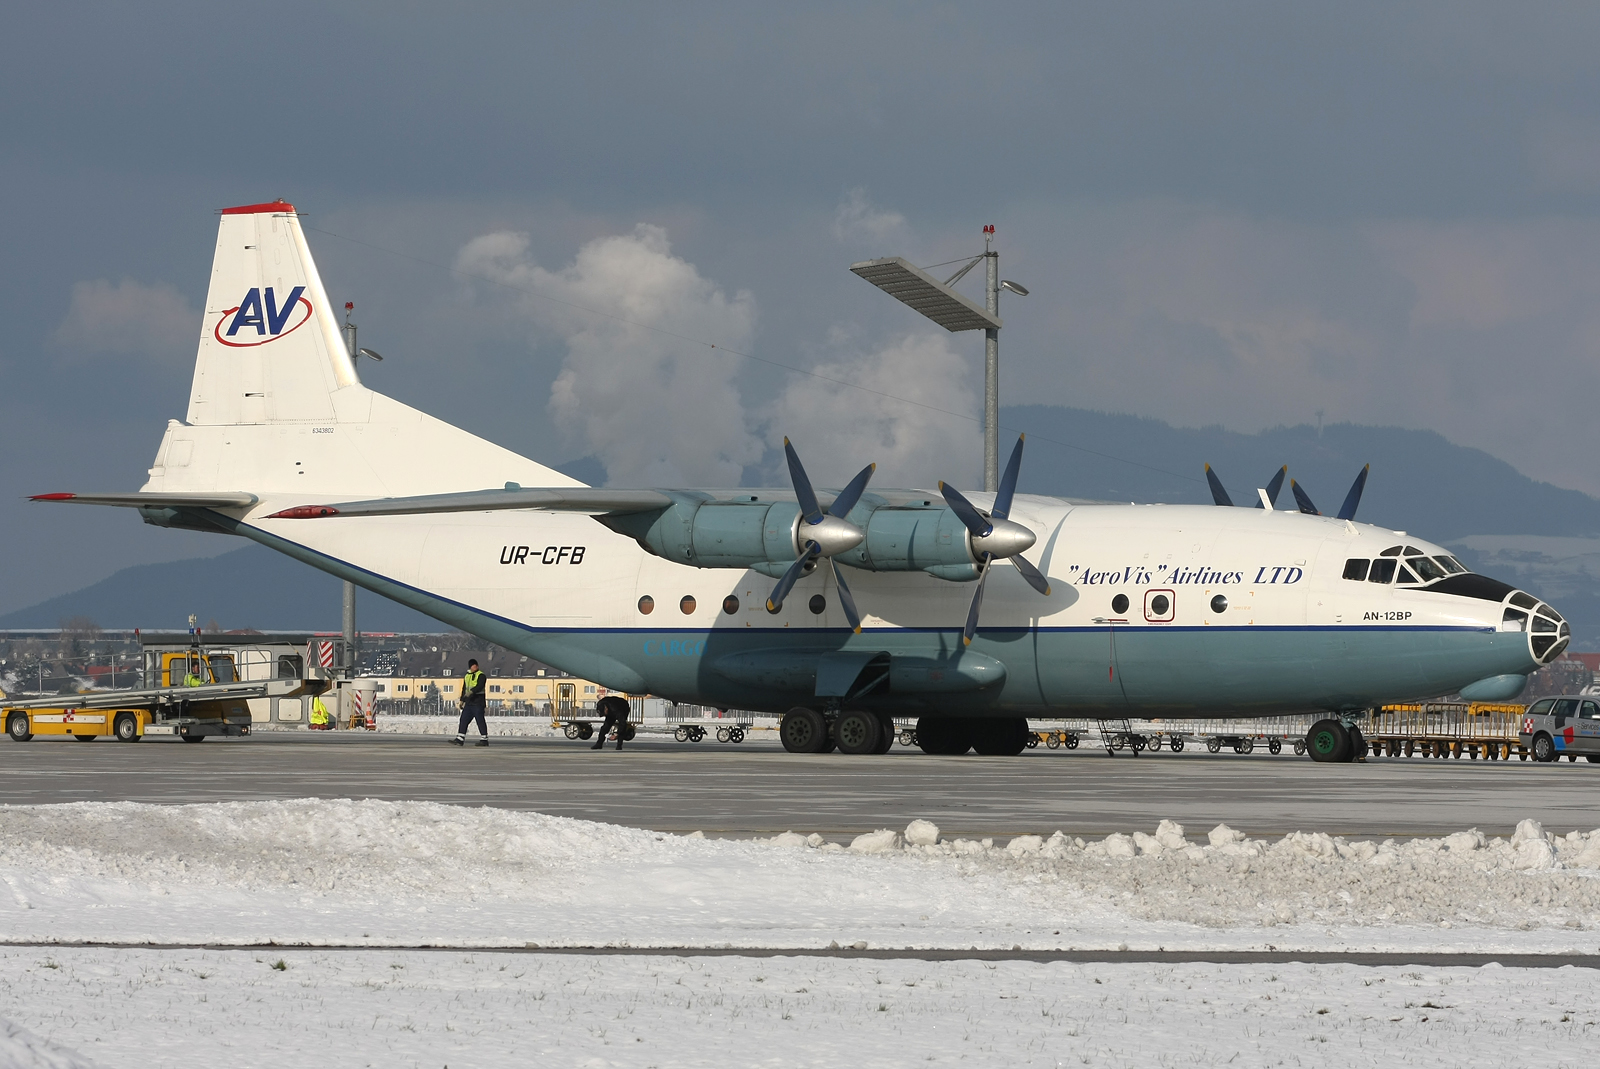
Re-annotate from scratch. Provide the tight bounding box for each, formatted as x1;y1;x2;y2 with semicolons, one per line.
1409;556;1447;582
1501;607;1528;632
1379;546;1403;556
1435;556;1466;574
1396;564;1420;584
1343;558;1370;581
1402;545;1421;555
1368;558;1397;583
1510;592;1539;610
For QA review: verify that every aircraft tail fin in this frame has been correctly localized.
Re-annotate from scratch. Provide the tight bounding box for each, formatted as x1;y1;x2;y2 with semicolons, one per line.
143;200;580;501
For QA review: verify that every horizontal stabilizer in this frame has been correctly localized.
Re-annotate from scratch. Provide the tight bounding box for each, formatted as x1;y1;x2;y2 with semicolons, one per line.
32;491;258;509
266;486;673;519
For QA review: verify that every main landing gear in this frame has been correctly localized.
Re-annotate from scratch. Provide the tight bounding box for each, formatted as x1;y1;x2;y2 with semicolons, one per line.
916;716;1030;756
1305;718;1369;763
778;710;1027;755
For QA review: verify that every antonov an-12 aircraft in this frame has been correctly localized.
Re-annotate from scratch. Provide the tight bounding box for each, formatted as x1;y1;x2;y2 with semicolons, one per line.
37;201;1570;762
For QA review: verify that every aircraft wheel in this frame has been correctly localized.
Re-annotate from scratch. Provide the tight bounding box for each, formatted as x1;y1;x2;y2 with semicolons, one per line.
114;715;140;743
872;716;894;754
6;715;32;743
1065;732;1079;749
1268;738;1281;755
780;707;830;753
836;710;881;755
563;723;580;740
1306;719;1351;763
1348;726;1367;760
1205;737;1221;753
1169;736;1184;753
973;717;1029;756
73;733;97;742
916;716;972;755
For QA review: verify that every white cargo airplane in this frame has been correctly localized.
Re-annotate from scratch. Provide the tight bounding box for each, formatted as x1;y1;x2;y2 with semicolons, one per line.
36;201;1569;762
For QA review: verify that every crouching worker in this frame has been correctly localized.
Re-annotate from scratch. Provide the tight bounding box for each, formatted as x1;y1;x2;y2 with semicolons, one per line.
309;692;331;730
452;659;489;747
591;695;631;750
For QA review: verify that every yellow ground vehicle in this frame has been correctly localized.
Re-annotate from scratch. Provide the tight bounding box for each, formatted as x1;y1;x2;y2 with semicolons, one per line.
4;650;323;743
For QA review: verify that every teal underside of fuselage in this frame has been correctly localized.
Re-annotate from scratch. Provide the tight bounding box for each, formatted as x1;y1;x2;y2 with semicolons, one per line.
227;518;1538;720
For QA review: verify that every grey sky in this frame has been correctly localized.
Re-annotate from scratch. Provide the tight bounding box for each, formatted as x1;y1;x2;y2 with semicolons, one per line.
5;2;1600;612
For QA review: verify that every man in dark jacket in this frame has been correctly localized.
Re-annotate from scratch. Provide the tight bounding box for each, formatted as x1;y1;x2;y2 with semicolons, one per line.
452;659;489;747
592;694;630;750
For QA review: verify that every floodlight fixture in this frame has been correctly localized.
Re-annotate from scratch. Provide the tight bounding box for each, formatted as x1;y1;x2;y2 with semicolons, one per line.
848;257;1001;333
1000;280;1029;296
358;347;384;362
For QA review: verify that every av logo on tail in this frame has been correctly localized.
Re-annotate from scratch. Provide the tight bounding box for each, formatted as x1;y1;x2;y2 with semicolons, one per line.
214;286;311;347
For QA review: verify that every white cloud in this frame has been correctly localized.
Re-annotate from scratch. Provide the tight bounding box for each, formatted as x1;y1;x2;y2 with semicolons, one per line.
764;332;982;491
456;225;762;486
831;188;909;246
52;278;198;364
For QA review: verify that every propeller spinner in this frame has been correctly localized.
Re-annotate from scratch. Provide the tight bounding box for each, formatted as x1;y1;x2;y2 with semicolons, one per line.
765;439;875;632
938;434;1051;646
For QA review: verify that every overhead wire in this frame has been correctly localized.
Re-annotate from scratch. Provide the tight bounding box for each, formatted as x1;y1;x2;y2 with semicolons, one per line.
306;225;1203;487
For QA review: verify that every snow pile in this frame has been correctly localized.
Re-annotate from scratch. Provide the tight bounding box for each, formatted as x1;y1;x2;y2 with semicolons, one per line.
0;801;1598;951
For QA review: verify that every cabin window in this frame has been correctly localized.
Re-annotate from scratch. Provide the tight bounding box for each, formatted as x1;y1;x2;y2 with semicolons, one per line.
809;594;826;614
1342;558;1369;581
722;595;740;615
680;595;697;614
638;595;654;615
1111;593;1130;615
1368;559;1397;583
1210;594;1228;613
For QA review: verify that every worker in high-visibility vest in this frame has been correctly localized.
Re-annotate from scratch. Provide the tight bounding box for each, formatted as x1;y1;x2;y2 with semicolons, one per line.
451;659;489;746
309;693;331;730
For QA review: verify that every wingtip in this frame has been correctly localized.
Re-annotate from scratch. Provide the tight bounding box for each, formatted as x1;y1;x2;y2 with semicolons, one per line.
1204;463;1212;472
1043;585;1052;596
30;493;76;501
852;624;863;634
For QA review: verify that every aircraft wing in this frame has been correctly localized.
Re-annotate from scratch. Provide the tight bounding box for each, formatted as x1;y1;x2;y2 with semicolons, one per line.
31;491;259;508
265;487;674;519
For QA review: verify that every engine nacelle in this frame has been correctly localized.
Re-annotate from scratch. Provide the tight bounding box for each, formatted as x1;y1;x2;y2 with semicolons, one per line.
600;496;981;580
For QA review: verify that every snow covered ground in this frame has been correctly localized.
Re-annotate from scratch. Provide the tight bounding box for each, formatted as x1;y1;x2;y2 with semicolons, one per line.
3;948;1597;1069
0;800;1597;1066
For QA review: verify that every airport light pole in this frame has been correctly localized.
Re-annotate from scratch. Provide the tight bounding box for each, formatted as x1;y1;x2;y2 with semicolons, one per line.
851;226;1026;492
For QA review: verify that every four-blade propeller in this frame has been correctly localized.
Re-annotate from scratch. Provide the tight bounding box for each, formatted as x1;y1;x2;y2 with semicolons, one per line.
938;435;1052;646
1290;464;1369;521
1205;464;1286;509
765;439;875;632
